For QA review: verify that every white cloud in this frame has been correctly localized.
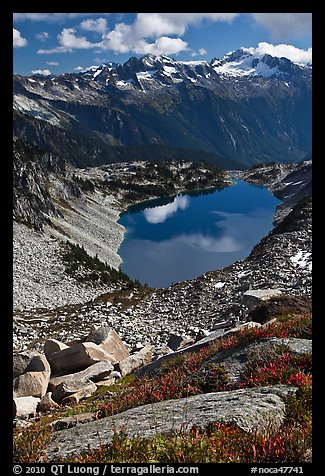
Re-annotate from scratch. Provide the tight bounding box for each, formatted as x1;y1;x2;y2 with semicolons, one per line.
135;13;239;37
101;23;188;55
32;12;311;62
80;18;107;33
245;42;312;65
31;69;51;76
38;46;68;54
252;13;312;40
35;31;50;41
100;13;238;56
32;12;240;57
144;37;188;56
46;61;59;66
74;66;84;71
101;23;133;54
103;25;185;56
38;28;100;54
135;13;188;37
58;28;99;49
93;57;107;64
191;48;207;57
13;28;27;48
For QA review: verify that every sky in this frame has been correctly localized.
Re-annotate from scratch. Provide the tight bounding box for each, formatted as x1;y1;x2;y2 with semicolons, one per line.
12;13;312;76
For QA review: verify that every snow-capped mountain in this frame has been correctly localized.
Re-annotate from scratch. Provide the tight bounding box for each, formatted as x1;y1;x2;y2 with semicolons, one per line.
13;50;312;168
211;48;310;78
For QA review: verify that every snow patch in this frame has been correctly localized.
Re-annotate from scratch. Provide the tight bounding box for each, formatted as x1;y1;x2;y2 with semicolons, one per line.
162;66;178;76
116;79;135;89
290;251;312;271
92;69;102;79
214;282;225;288
182;60;208;66
136;70;158;81
213;54;285;78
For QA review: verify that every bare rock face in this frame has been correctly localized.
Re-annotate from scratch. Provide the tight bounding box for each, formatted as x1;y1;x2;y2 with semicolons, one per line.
199;337;312;385
52;379;97;404
47;342;115;374
117;344;153;377
49;361;114;392
13;371;50;398
45;385;296;461
86;326;129;362
13;350;42;379
25;353;51;374
242;289;282;311
44;339;69;360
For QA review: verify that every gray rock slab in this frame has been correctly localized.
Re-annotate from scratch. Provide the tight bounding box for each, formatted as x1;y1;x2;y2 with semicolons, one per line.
48;342;114;374
264;338;312;354
13;396;41;419
52;379;97;404
136;323;261;378
45;385;295;461
86;326;129;362
13;371;50;398
49;361;114;392
136;331;222;377
242;289;282;311
51;413;96;431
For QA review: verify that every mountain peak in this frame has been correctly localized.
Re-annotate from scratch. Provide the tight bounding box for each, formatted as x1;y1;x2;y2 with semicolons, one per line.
211;48;308;78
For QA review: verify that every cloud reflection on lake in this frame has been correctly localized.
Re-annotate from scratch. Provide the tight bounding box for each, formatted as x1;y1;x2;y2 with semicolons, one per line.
143;195;189;224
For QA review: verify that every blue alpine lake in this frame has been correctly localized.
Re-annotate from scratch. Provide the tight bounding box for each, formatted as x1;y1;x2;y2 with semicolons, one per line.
118;181;280;288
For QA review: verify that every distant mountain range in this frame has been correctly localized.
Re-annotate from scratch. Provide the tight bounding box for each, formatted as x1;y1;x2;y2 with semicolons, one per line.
13;49;312;169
